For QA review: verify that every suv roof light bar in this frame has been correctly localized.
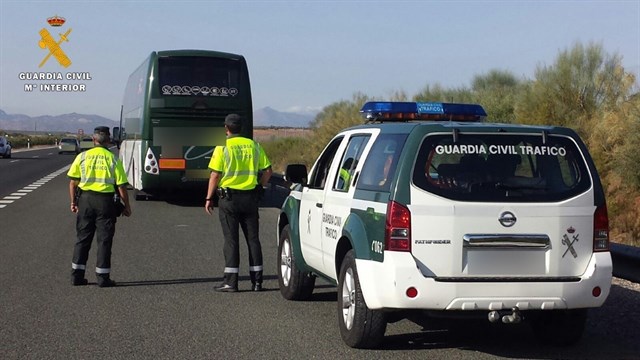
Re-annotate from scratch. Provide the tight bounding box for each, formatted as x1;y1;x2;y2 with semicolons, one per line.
360;101;487;122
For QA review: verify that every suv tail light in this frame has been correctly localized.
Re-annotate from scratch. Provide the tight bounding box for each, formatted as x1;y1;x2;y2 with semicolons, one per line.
385;201;411;252
593;204;609;252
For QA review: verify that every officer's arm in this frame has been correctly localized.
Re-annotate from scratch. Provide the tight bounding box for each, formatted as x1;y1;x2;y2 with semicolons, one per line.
69;179;79;213
259;166;273;187
205;171;222;215
117;185;131;217
207;171;221;199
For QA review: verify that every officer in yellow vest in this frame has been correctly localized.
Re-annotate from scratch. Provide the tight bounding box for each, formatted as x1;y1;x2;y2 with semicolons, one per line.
205;114;272;292
67;126;131;287
338;158;356;191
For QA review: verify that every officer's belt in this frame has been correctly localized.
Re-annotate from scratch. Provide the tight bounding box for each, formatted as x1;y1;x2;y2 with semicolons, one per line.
82;190;115;196
223;188;255;194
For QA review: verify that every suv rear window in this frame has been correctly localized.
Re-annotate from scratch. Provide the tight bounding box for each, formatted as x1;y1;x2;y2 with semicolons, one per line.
413;133;591;202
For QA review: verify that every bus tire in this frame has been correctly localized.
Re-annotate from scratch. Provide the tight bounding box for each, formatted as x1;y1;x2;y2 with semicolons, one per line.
134;189;148;201
337;250;387;348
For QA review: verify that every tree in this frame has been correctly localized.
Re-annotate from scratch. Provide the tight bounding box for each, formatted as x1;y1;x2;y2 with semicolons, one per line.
309;93;370;160
471;69;523;122
515;42;631;134
413;83;474;104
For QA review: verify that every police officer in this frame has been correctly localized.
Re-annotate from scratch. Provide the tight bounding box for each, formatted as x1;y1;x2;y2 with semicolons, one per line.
205;114;272;292
68;126;131;287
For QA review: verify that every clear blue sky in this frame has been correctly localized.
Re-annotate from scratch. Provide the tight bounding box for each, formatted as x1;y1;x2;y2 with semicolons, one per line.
1;0;639;121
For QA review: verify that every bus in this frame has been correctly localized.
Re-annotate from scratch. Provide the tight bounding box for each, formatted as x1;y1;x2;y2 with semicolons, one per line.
116;50;253;200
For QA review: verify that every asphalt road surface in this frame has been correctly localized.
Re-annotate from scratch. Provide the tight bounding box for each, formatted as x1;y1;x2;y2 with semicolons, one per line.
1;148;639;359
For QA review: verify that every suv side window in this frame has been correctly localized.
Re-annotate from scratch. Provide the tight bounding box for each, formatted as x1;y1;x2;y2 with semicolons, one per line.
333;135;370;192
308;136;343;189
357;134;407;192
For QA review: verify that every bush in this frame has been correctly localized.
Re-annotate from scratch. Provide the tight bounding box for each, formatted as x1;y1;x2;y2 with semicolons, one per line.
3;134;59;149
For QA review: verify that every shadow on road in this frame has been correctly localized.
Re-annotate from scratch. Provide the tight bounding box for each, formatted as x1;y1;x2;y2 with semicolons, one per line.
115;274;279;287
137;180;290;209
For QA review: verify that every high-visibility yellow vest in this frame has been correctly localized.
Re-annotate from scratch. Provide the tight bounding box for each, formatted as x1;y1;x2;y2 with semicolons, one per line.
208;136;271;190
67;146;128;193
339;168;351;190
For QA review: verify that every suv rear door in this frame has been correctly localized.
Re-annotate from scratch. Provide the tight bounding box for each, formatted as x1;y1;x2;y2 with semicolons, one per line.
408;131;598;279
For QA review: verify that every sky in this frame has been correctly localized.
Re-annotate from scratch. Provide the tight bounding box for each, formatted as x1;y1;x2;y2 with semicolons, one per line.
1;0;639;122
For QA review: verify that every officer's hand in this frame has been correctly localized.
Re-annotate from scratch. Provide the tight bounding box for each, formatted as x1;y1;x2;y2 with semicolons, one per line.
70;204;78;213
205;199;214;215
122;206;132;217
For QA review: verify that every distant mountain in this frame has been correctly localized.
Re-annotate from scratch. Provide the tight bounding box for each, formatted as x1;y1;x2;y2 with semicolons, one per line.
254;107;316;128
0;106;317;133
0;110;117;134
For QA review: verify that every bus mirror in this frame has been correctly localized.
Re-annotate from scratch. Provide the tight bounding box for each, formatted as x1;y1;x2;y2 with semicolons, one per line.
112;127;124;149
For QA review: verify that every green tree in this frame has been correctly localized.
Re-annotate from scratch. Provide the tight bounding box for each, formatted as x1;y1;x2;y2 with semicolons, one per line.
515;42;630;134
589;95;640;245
471;69;522;122
309;93;370;159
413;83;474;104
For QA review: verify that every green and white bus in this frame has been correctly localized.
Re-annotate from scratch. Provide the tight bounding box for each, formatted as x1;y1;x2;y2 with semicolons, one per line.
115;50;253;200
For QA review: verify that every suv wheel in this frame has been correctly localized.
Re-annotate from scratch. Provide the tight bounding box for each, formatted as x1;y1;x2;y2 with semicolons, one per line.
278;225;315;300
337;250;387;348
530;309;587;345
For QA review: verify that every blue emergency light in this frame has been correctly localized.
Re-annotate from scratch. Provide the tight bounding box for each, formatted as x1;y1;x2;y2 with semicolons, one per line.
360;101;487;122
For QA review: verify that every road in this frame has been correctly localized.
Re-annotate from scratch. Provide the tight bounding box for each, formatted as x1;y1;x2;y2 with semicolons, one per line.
1;148;639;359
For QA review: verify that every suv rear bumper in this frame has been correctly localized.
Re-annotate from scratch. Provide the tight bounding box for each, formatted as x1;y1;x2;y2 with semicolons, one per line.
356;252;612;311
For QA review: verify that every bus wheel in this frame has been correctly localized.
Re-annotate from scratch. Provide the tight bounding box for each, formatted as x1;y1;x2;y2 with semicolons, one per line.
134;189;149;201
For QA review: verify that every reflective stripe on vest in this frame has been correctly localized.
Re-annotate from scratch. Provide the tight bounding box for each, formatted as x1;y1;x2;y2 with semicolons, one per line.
79;150;117;187
222;142;260;180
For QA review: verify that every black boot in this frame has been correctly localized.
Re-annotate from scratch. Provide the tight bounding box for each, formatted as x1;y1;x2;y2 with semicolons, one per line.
250;270;263;291
71;269;88;286
215;273;238;292
96;273;116;288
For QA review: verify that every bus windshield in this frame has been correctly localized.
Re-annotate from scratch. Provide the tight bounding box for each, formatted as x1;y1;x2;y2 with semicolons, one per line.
158;56;242;97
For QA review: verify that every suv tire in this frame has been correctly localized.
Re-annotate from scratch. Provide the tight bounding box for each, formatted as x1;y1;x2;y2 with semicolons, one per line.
278;225;315;300
530;309;587;345
337;250;387;348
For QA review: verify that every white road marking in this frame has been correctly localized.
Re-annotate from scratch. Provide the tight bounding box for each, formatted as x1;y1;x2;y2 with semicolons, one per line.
0;165;70;210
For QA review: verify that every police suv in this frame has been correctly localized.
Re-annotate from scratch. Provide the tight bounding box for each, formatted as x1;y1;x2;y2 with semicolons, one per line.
276;101;612;348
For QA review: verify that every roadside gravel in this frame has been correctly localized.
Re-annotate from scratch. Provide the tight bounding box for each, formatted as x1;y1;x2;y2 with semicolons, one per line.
614;276;640;291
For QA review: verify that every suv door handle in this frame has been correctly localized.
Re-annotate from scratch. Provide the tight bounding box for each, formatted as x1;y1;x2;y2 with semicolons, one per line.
316;203;323;208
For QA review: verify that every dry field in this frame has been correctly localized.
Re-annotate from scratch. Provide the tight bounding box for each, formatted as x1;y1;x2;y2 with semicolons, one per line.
254;127;312;142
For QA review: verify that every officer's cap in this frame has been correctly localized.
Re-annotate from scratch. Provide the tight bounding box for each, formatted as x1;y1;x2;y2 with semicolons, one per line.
224;114;243;128
94;126;110;135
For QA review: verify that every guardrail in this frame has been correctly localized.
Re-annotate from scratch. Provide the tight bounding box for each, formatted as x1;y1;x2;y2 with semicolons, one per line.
611;243;640;283
268;174;639;284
